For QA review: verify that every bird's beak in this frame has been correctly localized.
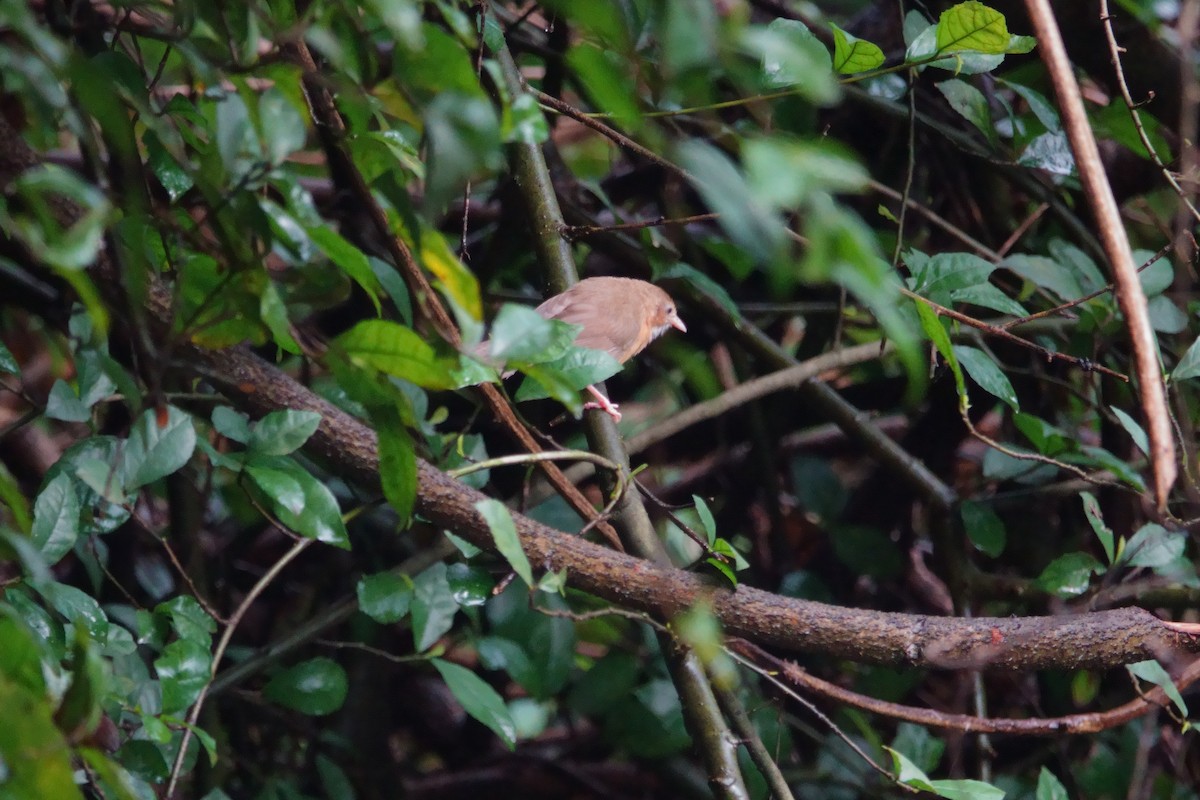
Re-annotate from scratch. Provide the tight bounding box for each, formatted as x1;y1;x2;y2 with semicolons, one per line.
671;316;687;333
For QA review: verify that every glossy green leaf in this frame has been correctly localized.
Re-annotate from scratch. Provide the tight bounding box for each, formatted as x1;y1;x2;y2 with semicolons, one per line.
31;472;80;565
960;500;1005;557
567;42;641;126
936;2;1010;55
0;678;83;799
953;346;1018;410
377;415;417;526
264;657;348;715
1035;768;1068;800
357;572;413;624
1109;406;1148;457
1036;552;1102;597
915;301;964;398
830;23;885;74
248;409;322;456
745;18;839;104
307;224;381;315
422;93;502;215
0;340;19;374
1080;492;1115;564
484;304;578;364
411;562;459;652
475;499;532;587
245;455;349;548
1128;660;1187;717
1172;334;1200;381
1122;523;1184;569
336;319;459;389
743;137;869;209
432;658;516;749
512;347;622;403
156;638;212;714
937;79;994;141
122;406;197;491
909;250;996;304
56;629;107;741
1017;131;1075;176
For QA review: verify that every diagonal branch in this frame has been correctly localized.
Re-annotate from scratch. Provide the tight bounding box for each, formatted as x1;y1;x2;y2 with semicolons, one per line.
1024;0;1177;511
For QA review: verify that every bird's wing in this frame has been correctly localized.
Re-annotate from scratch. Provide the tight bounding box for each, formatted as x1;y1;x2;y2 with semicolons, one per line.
536;289;630;361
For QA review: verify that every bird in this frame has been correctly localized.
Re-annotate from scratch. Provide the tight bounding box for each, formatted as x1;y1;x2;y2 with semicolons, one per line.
482;277;686;422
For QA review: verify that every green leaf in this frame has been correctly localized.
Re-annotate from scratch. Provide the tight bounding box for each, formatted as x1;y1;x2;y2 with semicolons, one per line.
927;779;1006;800
56;629;107;741
677;139;786;265
830;525;902;578
485;304;579;363
411;562;459;652
960;500;1005;557
1036;552;1102;597
377;417;417;526
0;678;83;799
1110;406;1148;456
307;224;381;315
1171;334;1200;381
1035;768;1068;800
336;319;459;389
567;42;641;127
264;657;348;715
244;460;306;516
156;638;212;714
45;379;91;422
419;224;483;323
423;93;503;215
258;281;301;355
0;339;20;374
512;346;623;403
1127;660;1187;717
949;283;1028;317
692;495;717;544
122;406;197;491
937;79;994;141
745;18;840;104
244;455;349;548
475;499;533;587
357;572;413;624
31;472;80;565
1017;131;1076;176
953;346;1018;410
936;2;1010;55
257;87;306;166
432;658;517;749
212;407;252;444
830;23;885;74
887;746;1005;800
1080;492;1115;564
914;301;964;398
892;723;945;774
248;409;322;456
1122;523;1184;569
1013;413;1071;456
504;92;549;145
1001;79;1060;132
743;137;869;209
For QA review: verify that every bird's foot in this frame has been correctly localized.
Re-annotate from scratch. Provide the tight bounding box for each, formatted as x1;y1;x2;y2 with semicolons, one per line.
584;386;622;422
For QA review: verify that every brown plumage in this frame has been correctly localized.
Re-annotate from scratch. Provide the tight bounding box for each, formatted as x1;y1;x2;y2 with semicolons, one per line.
483;277;686;421
533;277;686;364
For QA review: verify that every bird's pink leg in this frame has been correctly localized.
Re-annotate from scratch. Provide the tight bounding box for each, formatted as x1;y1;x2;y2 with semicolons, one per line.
583;384;622;422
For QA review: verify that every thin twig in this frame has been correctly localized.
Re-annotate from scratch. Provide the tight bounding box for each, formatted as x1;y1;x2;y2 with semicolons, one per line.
902;286;1129;382
165;536;313;798
1027;0;1176;509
